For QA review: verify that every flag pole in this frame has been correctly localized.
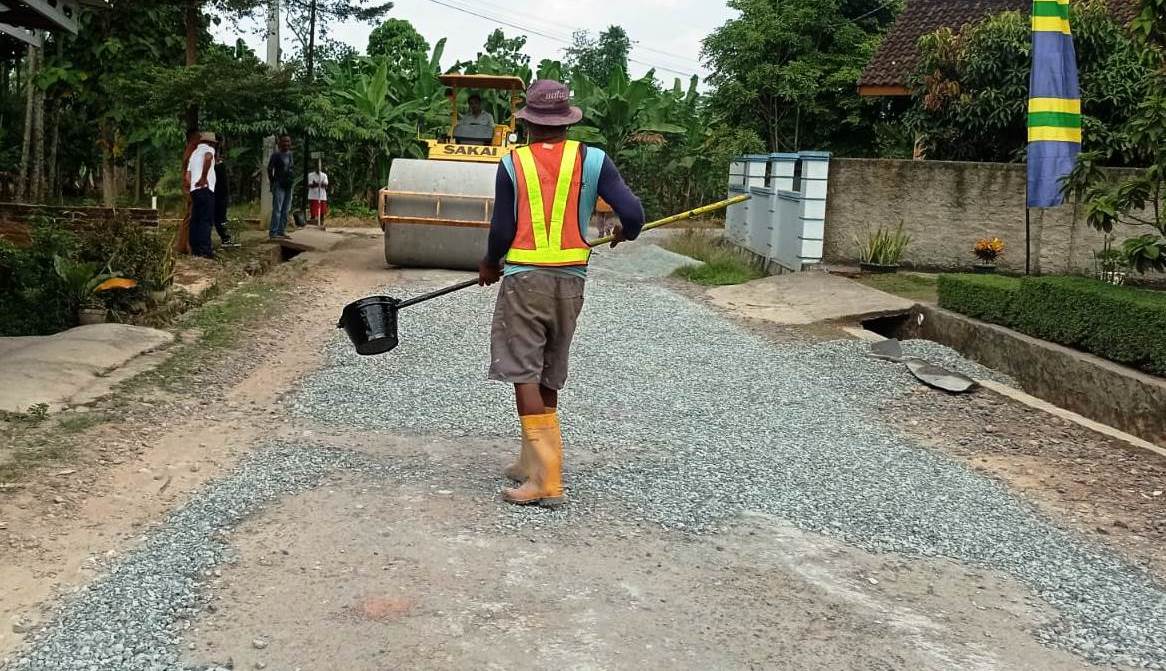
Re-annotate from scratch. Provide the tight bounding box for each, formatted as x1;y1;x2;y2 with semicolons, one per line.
1025;204;1032;275
1025;176;1031;275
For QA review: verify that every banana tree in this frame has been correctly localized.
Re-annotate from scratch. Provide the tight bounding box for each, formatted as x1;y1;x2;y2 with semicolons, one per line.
568;67;687;162
328;41;450;199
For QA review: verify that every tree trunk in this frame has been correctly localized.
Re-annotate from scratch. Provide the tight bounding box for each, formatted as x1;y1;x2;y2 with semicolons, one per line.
16;42;38;202
47;35;62;202
48;99;60;201
0;61;9;135
100;122;116;206
135;145;143;204
301;0;317;213
32;77;46;202
184;0;200;133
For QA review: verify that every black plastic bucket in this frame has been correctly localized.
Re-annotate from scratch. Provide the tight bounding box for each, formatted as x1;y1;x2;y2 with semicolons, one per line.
338;296;400;356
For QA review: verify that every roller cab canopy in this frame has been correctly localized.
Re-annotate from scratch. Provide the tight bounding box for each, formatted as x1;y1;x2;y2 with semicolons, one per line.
438;74;526;91
425;73;527;164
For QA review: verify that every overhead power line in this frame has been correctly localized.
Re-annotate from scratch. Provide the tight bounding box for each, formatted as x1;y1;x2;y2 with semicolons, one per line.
450;0;703;67
420;0;700;78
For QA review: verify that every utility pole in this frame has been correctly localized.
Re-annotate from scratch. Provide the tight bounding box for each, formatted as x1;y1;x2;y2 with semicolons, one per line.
260;0;280;222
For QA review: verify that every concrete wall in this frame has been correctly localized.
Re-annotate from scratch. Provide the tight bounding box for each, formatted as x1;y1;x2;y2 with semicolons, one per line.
824;158;1158;277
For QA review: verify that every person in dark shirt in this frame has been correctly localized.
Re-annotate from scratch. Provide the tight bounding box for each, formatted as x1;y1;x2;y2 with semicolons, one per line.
266;134;294;240
213;139;239;248
477;79;645;508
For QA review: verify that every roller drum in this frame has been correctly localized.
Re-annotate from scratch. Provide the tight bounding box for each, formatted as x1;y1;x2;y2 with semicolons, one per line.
382;159;499;270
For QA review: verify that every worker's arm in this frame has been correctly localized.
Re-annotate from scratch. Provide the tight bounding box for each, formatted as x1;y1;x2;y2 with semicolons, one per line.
266;154;277;183
596;156;646;245
479;164;516;285
195;151;213;189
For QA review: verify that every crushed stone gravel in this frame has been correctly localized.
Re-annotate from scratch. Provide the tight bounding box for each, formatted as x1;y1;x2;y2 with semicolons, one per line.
1;444;422;671
5;262;1164;670
289;269;1165;668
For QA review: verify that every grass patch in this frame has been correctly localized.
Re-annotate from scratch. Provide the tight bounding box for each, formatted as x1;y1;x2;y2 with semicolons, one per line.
854;273;939;303
133;275;291;391
662;230;765;287
57;412;106;434
0;411;99;484
674;261;764;286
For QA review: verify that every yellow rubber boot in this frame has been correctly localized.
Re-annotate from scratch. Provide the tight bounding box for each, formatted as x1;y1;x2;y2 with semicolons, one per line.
502;412;566;508
502;409;558;482
502;436;530;482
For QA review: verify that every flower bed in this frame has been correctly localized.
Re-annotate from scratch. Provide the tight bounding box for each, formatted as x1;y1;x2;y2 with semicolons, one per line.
938;274;1166;377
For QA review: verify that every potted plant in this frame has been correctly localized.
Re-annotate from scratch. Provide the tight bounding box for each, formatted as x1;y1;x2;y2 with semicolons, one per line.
1094;242;1129;286
973;237;1005;273
147;236;177;306
856;223;911;273
53;255;138;326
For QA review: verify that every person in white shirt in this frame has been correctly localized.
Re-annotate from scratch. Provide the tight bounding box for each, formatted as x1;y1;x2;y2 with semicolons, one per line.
308;167;329;227
186;132;217;258
454;94;495;145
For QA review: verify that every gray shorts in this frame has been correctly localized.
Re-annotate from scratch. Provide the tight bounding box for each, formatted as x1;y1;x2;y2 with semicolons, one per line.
488;270;585;390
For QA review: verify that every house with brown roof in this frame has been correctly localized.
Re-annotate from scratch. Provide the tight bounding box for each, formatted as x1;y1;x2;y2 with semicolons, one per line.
857;0;1140;97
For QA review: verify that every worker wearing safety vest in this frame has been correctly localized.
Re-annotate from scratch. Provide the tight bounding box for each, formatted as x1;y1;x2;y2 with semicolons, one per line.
478;79;646;507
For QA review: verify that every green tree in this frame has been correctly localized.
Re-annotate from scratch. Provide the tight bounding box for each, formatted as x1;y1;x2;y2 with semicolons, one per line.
481;29;530;71
1067;0;1166;274
909;1;1149;162
701;0;901;153
564;26;631;85
367;18;430;73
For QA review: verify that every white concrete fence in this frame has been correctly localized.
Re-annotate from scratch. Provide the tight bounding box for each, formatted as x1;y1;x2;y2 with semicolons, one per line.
726;151;831;273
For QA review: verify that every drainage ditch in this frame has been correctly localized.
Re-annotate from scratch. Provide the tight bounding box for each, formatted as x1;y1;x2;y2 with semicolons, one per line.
860;305;1166;447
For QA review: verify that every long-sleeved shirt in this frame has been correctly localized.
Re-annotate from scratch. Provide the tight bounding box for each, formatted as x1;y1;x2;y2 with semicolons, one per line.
267;150;293;189
486;149;645;275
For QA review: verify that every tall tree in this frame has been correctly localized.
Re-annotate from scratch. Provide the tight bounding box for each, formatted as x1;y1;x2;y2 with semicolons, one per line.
702;0;901;153
285;1;393;210
16;42;39;202
367;17;429;73
480;29;530;71
909;1;1148;163
284;0;394;51
1067;0;1166;274
564;26;631;85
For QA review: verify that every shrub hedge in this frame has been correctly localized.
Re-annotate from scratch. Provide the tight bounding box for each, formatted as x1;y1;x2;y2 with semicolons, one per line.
935;273;1021;324
938;273;1166;376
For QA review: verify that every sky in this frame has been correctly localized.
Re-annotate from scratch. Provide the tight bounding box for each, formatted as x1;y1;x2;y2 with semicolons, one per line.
212;0;738;83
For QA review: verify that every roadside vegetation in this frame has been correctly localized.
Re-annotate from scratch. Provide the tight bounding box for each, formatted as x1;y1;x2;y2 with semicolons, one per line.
663;230;765;286
854;273;939;303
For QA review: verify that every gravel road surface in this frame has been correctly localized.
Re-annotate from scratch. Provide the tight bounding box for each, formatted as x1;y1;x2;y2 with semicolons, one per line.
5;255;1164;670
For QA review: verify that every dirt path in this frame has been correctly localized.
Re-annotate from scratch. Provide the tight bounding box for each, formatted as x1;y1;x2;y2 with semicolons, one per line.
0;233;390;658
2;233;1164;670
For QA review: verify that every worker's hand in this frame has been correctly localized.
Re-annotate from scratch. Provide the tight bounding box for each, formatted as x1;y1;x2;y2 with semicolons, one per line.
194;178;208;189
609;222;627;248
478;259;502;286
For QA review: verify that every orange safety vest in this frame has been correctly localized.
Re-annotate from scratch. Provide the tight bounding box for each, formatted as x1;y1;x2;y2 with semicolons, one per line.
506;140;592;267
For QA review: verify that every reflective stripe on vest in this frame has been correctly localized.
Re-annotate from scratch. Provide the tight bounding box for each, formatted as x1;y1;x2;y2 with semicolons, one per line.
506;141;592;267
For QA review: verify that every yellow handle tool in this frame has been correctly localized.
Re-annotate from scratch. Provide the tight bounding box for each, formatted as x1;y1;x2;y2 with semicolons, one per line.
587;193;752;247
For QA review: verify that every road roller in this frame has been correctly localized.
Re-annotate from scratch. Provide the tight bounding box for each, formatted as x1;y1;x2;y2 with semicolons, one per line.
378;74;527;270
